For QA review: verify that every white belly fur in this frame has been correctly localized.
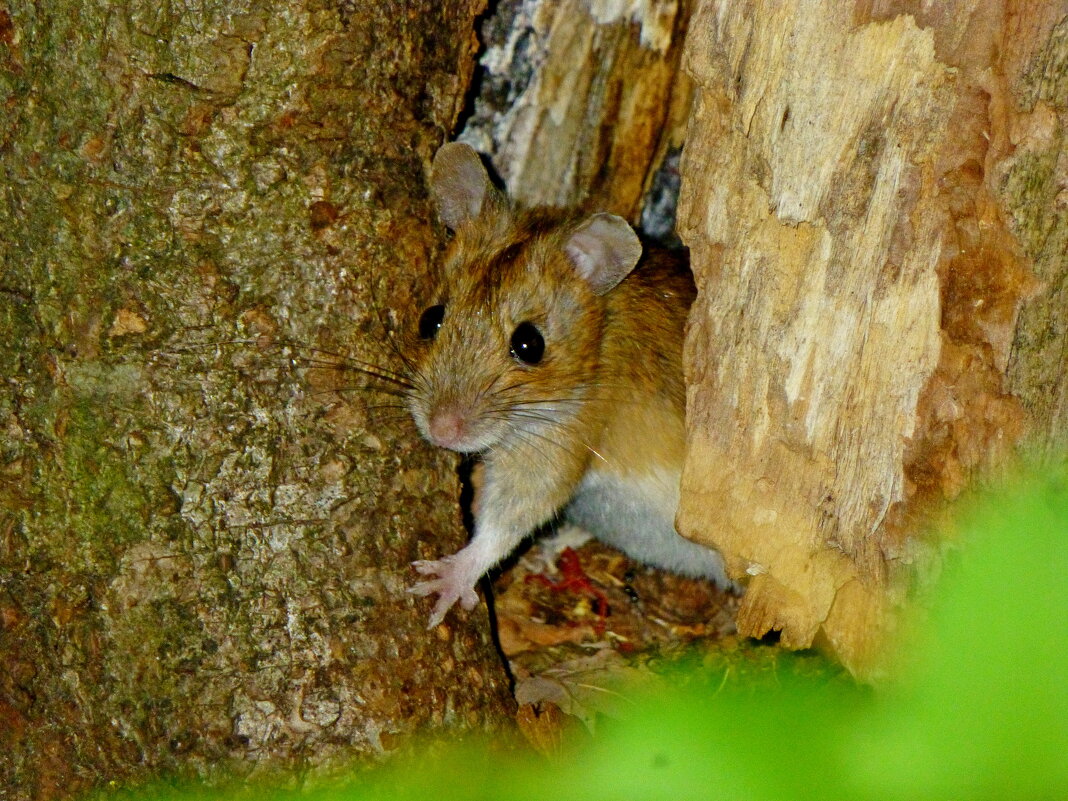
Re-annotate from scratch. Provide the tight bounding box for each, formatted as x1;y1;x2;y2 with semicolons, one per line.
564;466;730;586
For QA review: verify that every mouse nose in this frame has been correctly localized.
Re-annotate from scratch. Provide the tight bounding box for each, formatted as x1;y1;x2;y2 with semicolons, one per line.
428;406;470;451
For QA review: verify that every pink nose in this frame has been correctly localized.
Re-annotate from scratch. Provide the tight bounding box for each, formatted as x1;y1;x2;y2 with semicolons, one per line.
428;408;468;450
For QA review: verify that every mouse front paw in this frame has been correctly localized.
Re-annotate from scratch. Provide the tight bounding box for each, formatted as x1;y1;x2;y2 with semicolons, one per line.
409;556;481;629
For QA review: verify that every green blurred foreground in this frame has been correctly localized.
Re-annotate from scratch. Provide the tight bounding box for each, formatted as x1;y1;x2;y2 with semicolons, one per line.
112;465;1068;800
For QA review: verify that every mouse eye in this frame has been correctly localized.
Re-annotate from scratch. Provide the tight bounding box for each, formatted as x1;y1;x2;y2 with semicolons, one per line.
510;322;544;365
418;304;445;339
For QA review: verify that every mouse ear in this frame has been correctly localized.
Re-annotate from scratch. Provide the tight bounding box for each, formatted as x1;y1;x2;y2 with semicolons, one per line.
564;213;643;294
431;143;496;230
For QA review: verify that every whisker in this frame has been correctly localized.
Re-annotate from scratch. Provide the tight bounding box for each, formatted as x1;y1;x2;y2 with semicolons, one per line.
583;443;609;463
366;412;416;426
481;413;571;459
366;277;420;375
503;401;582;415
156;337;416;389
155;338;263;354
307;386;410;399
495;384;664;411
292;350;410;381
501;410;565;428
361;404;416;421
363;401;411;411
300;369;413;394
285;355;413;390
505;429;562;467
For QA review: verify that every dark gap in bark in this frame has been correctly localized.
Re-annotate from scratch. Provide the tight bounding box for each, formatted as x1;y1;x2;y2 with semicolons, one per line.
452;0;504;137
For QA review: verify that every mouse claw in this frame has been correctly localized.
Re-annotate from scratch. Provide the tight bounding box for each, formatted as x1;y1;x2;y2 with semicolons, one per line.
426;596;453;630
411;559;441;577
408;557;481;628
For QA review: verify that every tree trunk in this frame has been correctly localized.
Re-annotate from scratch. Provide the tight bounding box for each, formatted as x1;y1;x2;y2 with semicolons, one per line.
677;0;1068;673
0;1;513;796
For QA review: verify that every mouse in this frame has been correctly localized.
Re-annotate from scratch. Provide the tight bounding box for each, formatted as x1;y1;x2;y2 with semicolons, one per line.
406;142;732;628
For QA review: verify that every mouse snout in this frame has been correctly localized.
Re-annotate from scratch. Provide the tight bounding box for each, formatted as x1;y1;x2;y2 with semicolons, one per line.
427;405;475;452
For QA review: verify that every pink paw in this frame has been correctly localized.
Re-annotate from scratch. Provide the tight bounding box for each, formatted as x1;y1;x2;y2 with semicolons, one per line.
409;556;481;628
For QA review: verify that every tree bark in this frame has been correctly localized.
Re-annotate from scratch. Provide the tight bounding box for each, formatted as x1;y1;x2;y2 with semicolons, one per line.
458;0;694;229
677;0;1067;673
1001;7;1068;461
0;1;513;796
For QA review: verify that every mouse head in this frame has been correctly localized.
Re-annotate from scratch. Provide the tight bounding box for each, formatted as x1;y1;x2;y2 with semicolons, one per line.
407;142;642;455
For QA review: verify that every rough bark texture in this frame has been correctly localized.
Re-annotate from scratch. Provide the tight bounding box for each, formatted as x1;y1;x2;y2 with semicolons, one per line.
1000;8;1068;460
0;1;514;797
677;0;1066;673
457;0;693;232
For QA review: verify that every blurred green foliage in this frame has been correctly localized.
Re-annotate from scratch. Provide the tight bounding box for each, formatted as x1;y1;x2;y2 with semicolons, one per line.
110;463;1068;801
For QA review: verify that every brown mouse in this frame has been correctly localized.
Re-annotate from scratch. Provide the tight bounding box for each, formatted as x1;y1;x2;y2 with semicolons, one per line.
407;142;730;628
